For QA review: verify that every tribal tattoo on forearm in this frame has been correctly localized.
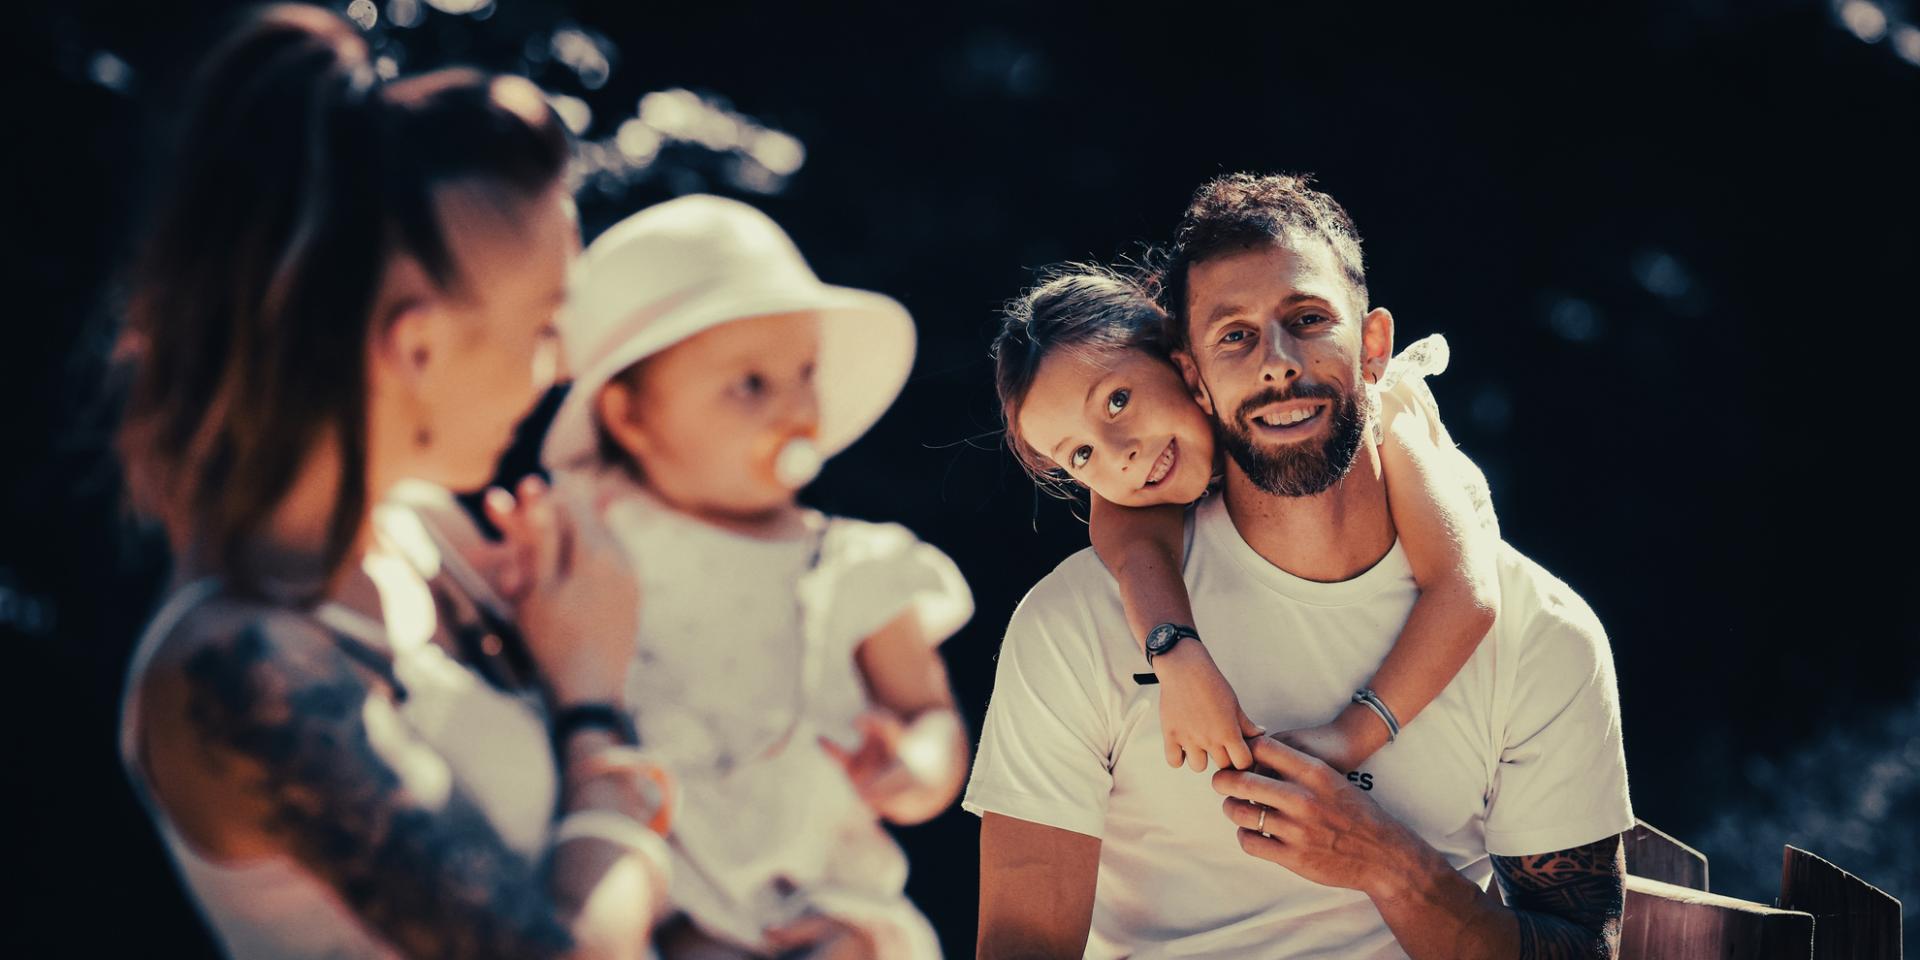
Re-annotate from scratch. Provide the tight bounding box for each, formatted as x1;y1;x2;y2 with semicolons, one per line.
1490;835;1626;960
186;623;574;959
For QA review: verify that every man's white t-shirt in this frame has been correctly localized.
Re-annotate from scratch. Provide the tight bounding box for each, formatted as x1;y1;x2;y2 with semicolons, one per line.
963;495;1633;960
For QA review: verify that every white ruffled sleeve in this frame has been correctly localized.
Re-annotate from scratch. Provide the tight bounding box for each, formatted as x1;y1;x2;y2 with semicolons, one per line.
1371;333;1500;536
801;520;975;655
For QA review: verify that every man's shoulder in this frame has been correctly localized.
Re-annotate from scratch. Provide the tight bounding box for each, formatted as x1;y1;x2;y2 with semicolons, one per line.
1490;542;1615;689
1013;541;1123;606
1495;543;1608;643
997;547;1130;670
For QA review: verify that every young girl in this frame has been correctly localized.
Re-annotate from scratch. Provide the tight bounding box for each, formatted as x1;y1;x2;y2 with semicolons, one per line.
993;266;1499;775
544;195;972;960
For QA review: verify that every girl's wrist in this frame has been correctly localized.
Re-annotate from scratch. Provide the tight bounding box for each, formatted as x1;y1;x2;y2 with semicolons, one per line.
1335;700;1391;754
1151;635;1211;670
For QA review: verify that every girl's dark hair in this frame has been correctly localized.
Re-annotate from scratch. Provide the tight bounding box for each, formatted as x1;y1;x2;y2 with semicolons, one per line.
990;263;1170;497
116;3;570;586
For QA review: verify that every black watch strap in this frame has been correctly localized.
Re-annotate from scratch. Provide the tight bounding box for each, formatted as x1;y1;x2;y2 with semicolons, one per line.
552;702;639;751
1145;623;1202;666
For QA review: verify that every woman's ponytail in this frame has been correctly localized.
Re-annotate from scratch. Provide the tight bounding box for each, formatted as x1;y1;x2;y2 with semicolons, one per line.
117;3;569;587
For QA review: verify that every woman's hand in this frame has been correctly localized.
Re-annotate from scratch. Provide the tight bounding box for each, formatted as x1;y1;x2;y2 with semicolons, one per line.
483;473;637;707
1154;641;1266;771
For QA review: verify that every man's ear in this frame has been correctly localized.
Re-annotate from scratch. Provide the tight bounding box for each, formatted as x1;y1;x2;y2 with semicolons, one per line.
595;377;653;466
1172;349;1214;416
1360;307;1395;384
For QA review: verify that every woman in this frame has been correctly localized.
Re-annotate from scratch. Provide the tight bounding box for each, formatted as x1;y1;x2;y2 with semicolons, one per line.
116;5;664;957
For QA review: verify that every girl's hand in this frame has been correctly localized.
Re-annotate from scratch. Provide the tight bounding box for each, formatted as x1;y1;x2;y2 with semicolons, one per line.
1272;705;1387;774
1154;641;1266;771
483;473;638;707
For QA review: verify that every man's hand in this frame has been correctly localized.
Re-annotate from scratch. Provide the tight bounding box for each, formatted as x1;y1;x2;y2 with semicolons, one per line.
1210;735;1422;895
1215;737;1624;959
1155;640;1266;771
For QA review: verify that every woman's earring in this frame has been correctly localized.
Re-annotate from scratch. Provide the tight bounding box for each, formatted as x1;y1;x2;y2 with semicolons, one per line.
411;346;433;448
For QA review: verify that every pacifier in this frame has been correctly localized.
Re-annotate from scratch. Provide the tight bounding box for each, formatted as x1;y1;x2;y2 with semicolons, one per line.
772;436;823;489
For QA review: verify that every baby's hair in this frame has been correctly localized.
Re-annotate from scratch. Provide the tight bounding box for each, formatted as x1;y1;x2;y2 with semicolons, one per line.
991;262;1169;499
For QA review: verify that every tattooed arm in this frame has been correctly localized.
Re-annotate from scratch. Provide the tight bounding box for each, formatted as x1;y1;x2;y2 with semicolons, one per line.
139;611;655;960
1366;833;1624;959
1490;838;1627;958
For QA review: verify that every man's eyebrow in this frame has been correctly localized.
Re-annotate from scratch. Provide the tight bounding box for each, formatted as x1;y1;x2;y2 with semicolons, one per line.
1205;302;1248;326
1204;291;1328;328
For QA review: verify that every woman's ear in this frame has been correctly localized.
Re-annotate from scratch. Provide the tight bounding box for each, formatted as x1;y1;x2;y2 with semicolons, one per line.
1360;307;1395;384
1173;350;1214;415
369;255;451;387
374;300;438;384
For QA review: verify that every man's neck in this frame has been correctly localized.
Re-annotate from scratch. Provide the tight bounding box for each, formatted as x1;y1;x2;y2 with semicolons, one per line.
1220;440;1397;583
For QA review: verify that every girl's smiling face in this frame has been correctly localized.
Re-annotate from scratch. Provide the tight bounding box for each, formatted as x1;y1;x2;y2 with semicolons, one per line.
1014;344;1217;507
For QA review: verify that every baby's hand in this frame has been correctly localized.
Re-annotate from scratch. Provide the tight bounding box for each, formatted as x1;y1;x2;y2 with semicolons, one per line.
1154;642;1266;771
820;710;961;822
763;914;875;959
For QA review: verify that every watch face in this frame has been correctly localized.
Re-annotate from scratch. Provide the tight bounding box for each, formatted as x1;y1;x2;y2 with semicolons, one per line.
1146;624;1179;654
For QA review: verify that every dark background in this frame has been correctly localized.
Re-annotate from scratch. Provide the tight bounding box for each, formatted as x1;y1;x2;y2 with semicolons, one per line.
6;0;1919;954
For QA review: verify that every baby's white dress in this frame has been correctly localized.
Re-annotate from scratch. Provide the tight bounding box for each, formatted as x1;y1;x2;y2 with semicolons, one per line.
594;473;972;959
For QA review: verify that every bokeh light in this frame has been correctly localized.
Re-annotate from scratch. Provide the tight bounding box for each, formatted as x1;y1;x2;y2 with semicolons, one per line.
385;0;423;29
345;0;378;30
1841;0;1891;43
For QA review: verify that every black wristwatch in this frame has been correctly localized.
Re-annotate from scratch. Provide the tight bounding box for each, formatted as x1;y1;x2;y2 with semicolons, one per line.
1144;623;1202;666
552;702;639;753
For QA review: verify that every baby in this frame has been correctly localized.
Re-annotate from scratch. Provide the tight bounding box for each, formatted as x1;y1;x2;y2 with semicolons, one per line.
994;266;1500;775
545;195;972;959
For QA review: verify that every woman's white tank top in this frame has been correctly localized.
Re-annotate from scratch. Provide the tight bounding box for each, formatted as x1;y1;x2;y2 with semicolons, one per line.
118;545;558;958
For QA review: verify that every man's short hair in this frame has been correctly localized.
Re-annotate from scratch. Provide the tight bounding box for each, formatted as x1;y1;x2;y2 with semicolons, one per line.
1160;172;1369;350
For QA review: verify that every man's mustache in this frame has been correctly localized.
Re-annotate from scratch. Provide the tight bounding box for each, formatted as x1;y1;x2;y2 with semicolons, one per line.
1230;380;1345;424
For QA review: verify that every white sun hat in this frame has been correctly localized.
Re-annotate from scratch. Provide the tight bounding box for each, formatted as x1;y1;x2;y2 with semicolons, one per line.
543;194;917;473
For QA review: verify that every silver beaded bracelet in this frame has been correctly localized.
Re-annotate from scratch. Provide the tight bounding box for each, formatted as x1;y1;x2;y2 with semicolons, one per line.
1352;688;1402;743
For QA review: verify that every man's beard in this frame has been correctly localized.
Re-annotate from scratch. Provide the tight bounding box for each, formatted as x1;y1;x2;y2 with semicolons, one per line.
1215;379;1368;498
